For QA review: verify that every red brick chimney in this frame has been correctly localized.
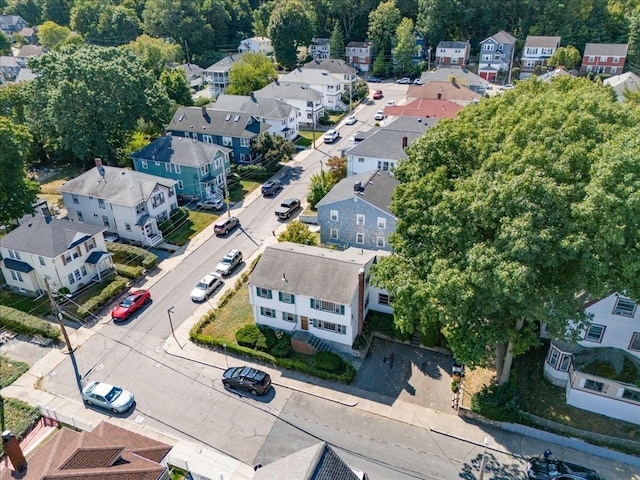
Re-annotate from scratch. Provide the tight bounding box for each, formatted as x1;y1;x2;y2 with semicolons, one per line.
2;430;27;473
402;136;408;149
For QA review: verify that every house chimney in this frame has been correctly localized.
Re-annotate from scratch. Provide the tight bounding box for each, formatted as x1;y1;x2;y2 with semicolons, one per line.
2;430;27;473
357;268;365;335
353;181;362;193
437;92;442;100
402;136;408;149
201;106;207;117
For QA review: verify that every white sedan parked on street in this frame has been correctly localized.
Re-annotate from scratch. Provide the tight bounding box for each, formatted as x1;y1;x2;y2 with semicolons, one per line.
191;272;223;302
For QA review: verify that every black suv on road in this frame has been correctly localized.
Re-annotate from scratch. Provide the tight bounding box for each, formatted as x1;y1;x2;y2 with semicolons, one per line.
222;366;272;396
261;180;282;196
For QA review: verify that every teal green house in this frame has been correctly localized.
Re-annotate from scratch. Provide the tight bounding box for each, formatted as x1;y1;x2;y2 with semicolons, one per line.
130;134;232;201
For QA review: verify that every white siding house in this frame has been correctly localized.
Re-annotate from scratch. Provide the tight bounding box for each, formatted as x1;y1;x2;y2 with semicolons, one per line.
543;293;640;424
254;80;324;127
278;67;346;111
248;243;391;354
0;216;113;296
237;36;273;55
60;166;178;247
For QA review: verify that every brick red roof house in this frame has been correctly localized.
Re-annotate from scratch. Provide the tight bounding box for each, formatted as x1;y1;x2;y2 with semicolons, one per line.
0;422;172;480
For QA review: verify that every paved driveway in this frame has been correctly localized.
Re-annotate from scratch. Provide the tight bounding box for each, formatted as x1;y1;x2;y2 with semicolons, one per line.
354;337;455;412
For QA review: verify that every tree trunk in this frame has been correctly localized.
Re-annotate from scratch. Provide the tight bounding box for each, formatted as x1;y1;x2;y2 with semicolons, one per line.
495;343;506;379
497;317;525;385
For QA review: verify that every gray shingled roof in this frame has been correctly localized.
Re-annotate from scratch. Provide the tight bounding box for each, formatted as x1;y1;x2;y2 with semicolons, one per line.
167;106;269;138
211;94;294;118
483;30;516;44
524;36;561;48
1;215;105;258
385;116;438;134
254;80;324;101
204;53;245;72
59;165;177;207
280;68;342;86
436;41;469;49
420;67;489;87
253;442;360;480
303;58;357;75
316;170;398;216
345;125;430;160
130;134;231;168
249;243;377;304
583;43;629;57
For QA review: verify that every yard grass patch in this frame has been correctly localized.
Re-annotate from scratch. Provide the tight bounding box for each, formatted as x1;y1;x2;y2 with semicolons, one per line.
0;289;53;317
0;356;30;387
164;210;217;246
0;398;40;457
229;180;260;203
200;286;252;343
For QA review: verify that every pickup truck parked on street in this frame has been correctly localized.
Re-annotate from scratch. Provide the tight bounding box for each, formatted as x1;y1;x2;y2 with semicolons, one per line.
275;198;301;219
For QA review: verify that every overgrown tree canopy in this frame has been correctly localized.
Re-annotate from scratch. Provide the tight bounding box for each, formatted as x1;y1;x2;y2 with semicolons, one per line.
0;117;40;225
227;52;277;95
250;131;295;167
277;220;317;245
374;77;640;385
27;45;171;166
547;45;581;69
268;0;315;69
36;21;73;49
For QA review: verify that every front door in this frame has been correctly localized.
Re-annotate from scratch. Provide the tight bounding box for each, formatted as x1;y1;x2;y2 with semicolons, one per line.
300;316;308;331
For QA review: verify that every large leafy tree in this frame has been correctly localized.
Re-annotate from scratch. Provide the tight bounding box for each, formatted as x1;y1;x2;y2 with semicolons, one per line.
547;45;582;69
367;0;401;66
250;131;295;167
227;53;277;95
374;77;640;385
127;34;183;78
0;117;40;225
0;32;10;55
36;21;73;49
394;17;419;76
27;45;171;166
159;68;193;106
328;0;375;40
267;0;315;69
277;220;317;245
41;0;71;26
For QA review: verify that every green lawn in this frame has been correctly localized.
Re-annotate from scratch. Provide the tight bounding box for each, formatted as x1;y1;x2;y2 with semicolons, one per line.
298;130;320;145
229;180;260;203
200;286;252;343
164;210;218;246
0;356;30;387
0;289;53;317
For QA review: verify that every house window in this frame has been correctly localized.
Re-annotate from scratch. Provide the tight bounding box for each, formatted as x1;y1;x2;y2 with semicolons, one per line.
136;203;146;215
98;199;106;209
165;163;172;173
584;324;605;343
240;138;250;147
613;56;620;63
330;228;338;239
71;194;79;204
68;273;75;285
81;266;87;276
64;252;72;264
174;165;181;174
257;287;272;299
312;319;346;334
356;232;364;244
203;135;213;143
10;271;23;282
629;332;640;351
222;136;232;147
151;192;165;208
102;215;110;227
279;292;295;304
282;312;297;323
9;250;21;260
177;180;184;190
155;161;161;166
358;157;364;163
201;165;209;175
583;379;604;392
260;307;276;318
378;293;392;306
588;56;595;62
77;211;84;222
376;236;385;248
610;67;617;74
72;249;79;259
613;297;636;317
356;214;365;226
483;44;494;51
74;269;81;281
39;256;45;266
125;223;132;232
546;346;571;372
330;210;338;221
377;217;386;229
600;56;607;62
311;298;344;314
622;388;640;402
141;160;148;169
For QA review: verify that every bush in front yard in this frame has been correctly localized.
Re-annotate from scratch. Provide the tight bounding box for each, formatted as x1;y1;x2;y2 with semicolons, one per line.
257;326;277;351
107;243;157;269
314;351;343;373
471;380;522;422
270;335;292;358
235;324;262;348
114;264;144;279
159;207;189;234
0;306;60;340
77;276;129;319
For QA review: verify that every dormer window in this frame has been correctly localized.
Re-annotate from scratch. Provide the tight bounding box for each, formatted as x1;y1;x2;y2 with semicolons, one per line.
613;297;636;317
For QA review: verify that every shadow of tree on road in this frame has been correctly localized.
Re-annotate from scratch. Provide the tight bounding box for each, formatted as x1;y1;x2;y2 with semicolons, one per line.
459;453;523;479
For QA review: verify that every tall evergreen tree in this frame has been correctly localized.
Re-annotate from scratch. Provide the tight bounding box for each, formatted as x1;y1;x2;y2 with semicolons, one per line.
329;22;345;60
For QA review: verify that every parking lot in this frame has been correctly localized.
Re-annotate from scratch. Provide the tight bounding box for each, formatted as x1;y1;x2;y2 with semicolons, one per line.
354;337;456;413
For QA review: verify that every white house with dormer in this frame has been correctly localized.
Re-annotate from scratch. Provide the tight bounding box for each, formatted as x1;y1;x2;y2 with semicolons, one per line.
254;80;324;127
59;166;178;247
237;36;273;55
279;67;347;111
248;243;392;354
520;36;561;79
0;216;113;296
543;292;640;424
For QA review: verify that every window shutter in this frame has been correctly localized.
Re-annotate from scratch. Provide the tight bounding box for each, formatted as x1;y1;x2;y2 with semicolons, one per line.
278;292;283;302
290;294;295;304
61;254;67;266
77;246;82;256
310;298;315;308
340;305;345;315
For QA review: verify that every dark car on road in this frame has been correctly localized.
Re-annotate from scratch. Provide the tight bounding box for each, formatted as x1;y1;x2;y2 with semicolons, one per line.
368;76;381;83
111;289;151;322
222;366;272;396
526;457;600;480
213;216;240;235
261;180;282;196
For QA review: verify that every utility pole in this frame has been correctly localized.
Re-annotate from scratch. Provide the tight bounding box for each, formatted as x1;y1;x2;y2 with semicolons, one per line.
221;165;231;218
167;306;179;345
44;277;73;353
478;437;490;480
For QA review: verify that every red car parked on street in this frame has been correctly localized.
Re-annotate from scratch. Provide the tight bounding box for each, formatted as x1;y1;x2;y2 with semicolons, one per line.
111;289;151;322
373;90;383;99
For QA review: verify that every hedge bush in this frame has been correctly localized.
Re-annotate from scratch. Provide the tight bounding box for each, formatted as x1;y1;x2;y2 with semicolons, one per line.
159;207;189;234
257;326;278;351
471;381;522;423
0;306;61;340
235;324;262;348
107;243;157;269
114;263;144;279
314;351;343;373
77;276;129;319
270;335;292;358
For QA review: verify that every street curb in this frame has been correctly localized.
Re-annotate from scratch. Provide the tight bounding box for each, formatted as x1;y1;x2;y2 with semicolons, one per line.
162;340;359;408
